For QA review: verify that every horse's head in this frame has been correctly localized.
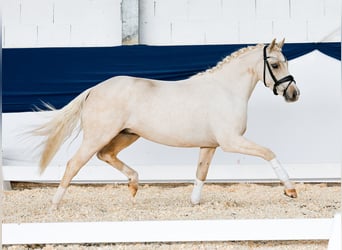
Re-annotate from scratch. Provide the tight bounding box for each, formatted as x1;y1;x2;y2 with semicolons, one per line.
261;38;300;102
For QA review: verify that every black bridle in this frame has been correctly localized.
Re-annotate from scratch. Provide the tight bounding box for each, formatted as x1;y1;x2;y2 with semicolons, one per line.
263;45;296;96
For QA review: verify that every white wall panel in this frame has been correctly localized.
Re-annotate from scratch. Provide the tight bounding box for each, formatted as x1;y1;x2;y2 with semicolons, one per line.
53;0;85;25
273;19;307;42
3;24;38;47
239;20;273;44
187;0;222;21
169;19;240;45
204;21;240;44
140;20;171;45
171;21;207;45
3;0;341;47
140;0;340;45
81;0;120;26
221;0;256;20
139;0;154;21
307;19;341;41
2;0;22;25
290;0;325;19
255;0;290;19
20;0;53;25
70;23;122;47
324;0;342;17
37;24;71;47
3;0;122;48
152;0;189;20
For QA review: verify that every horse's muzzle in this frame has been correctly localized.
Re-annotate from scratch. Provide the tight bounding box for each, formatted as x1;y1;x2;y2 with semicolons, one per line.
284;84;300;102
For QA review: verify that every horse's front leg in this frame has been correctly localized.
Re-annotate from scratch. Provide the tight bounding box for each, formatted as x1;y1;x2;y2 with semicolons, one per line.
220;136;297;198
191;147;216;205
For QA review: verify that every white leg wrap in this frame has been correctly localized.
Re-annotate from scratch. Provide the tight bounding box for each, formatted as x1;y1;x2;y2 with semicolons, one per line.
52;186;66;205
191;179;204;205
270;158;293;189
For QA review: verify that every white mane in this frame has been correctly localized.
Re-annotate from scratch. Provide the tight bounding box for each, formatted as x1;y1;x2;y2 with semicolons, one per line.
192;44;265;77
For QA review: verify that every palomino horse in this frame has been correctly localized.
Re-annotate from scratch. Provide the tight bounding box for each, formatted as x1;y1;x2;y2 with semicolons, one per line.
34;39;300;209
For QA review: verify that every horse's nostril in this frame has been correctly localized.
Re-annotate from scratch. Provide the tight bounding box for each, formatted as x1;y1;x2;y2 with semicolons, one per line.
285;89;300;102
294;89;300;99
293;91;300;101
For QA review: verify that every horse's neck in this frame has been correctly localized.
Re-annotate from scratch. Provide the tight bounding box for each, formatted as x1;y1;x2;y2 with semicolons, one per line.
208;50;260;102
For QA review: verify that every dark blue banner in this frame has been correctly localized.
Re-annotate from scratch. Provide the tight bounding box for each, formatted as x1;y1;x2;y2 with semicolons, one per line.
3;43;340;112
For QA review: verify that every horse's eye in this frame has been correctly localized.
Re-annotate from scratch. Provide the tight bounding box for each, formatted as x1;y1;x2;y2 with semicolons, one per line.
271;63;279;69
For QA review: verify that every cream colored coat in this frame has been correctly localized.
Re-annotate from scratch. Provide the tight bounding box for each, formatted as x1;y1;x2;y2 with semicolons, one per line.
34;39;300;209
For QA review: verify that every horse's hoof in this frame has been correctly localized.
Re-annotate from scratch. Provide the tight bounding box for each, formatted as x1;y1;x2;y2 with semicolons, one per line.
284;188;297;198
128;182;138;197
190;198;200;205
190;194;201;205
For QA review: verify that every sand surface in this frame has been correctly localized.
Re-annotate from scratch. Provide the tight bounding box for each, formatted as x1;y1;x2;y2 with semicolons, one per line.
3;182;341;249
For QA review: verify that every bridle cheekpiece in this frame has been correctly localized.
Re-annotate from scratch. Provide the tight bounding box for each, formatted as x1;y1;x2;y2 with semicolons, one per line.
263;45;296;96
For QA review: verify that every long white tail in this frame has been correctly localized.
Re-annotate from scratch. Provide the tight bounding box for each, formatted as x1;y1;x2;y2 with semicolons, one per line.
33;89;91;174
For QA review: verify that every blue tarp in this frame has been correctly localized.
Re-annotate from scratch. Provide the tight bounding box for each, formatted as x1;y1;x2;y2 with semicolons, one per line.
3;42;340;112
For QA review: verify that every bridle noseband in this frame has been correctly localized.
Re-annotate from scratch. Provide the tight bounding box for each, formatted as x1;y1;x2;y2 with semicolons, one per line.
263;45;296;96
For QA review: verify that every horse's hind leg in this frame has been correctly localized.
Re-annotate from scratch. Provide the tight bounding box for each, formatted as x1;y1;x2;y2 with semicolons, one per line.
51;139;107;210
97;132;140;197
51;122;125;210
191;147;216;205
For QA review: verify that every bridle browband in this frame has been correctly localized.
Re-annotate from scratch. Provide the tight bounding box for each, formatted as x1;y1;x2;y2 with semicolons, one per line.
263;45;296;96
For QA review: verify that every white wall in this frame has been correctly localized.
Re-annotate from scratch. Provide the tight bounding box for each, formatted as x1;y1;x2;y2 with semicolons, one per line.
2;0;341;47
2;0;122;48
140;0;341;45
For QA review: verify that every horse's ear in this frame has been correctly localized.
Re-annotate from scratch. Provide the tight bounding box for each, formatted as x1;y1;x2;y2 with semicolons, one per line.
278;38;285;49
269;38;276;50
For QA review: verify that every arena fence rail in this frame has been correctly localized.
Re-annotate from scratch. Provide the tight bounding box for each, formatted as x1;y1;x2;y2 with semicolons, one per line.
2;214;340;246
